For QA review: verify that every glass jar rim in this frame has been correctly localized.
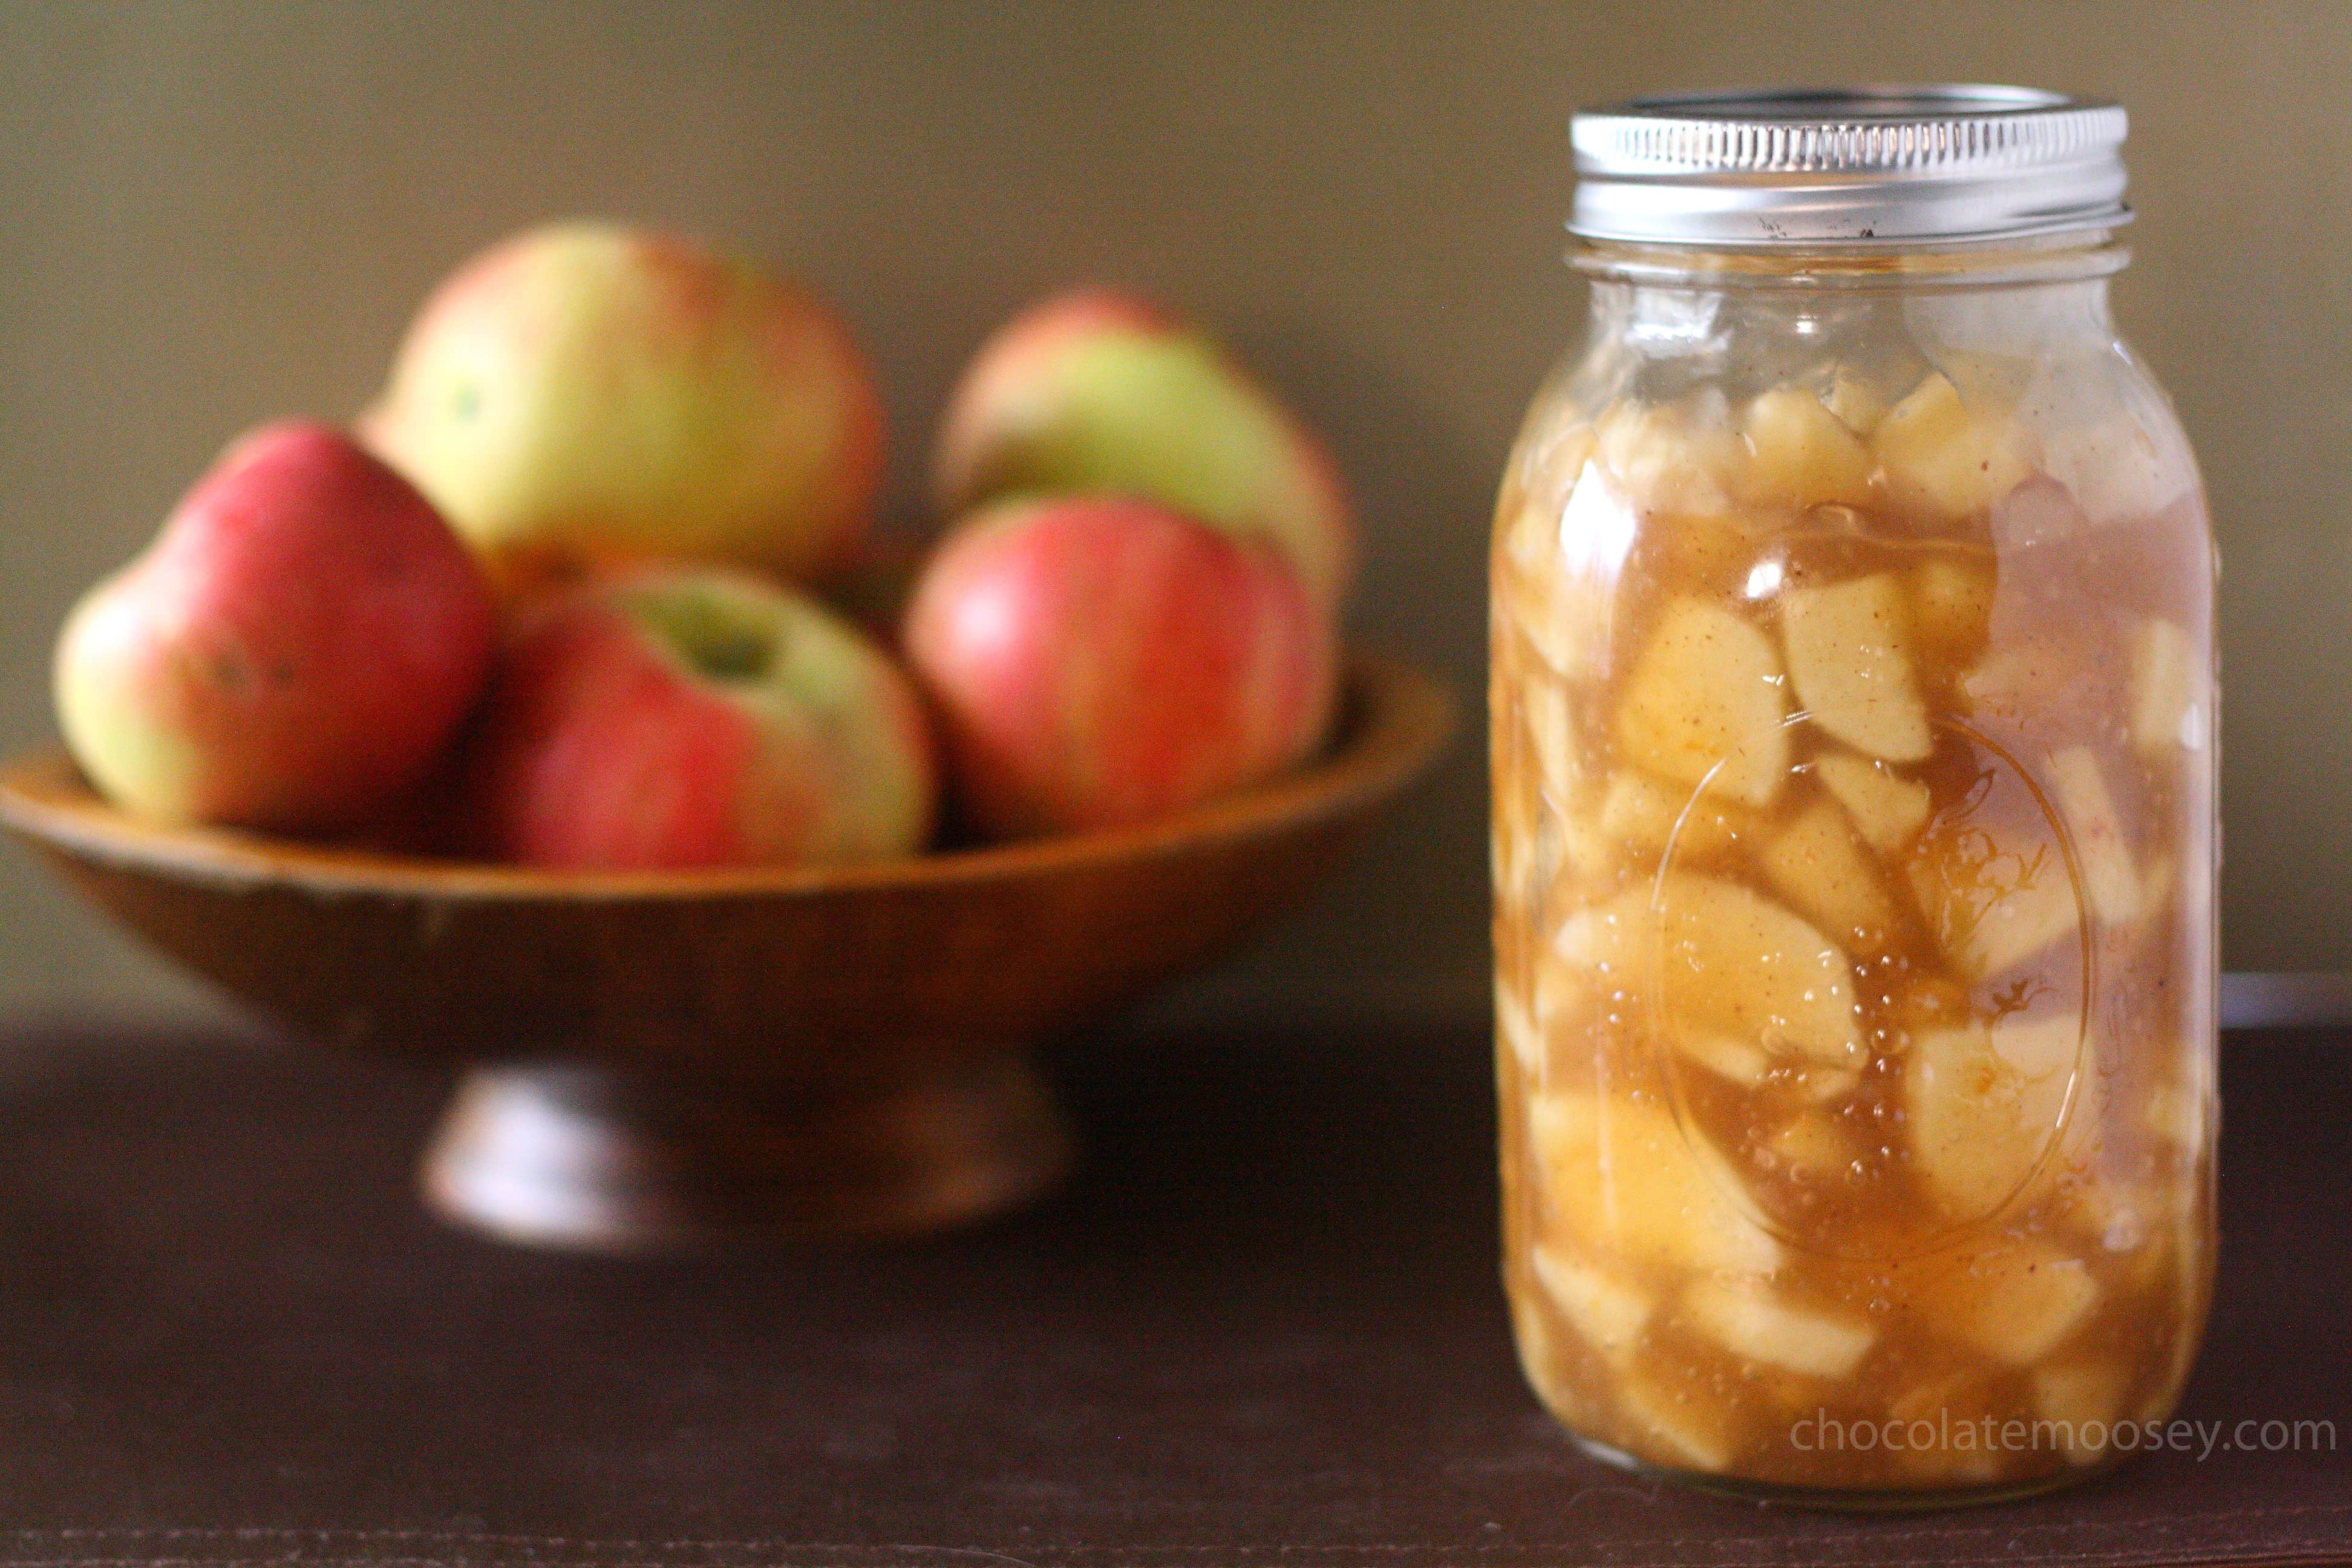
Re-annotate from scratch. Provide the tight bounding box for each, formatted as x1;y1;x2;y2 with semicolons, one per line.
1568;231;2131;290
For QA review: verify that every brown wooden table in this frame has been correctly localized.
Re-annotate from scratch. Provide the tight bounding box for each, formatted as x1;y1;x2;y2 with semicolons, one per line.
0;1021;2342;1566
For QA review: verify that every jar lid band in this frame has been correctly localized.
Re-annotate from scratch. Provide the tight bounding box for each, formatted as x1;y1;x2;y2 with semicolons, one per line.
1570;85;2130;247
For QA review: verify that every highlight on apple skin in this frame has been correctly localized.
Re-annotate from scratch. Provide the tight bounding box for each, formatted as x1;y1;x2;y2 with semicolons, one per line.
52;420;500;832
360;221;886;594
902;494;1339;839
462;567;937;871
932;289;1355;609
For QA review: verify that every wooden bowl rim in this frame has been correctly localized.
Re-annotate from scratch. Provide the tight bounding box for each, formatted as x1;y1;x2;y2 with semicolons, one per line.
0;650;1454;904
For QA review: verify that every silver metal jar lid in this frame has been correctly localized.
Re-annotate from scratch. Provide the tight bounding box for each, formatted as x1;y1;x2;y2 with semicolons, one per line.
1570;85;2129;247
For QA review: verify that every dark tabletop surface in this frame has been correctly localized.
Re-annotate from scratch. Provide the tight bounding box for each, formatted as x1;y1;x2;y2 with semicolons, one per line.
0;1018;2344;1567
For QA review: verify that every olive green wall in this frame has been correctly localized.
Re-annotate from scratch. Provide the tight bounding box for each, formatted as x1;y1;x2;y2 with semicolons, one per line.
3;0;2348;1031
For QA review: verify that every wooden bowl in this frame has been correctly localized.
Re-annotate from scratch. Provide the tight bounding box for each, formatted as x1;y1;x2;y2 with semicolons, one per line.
0;654;1453;1253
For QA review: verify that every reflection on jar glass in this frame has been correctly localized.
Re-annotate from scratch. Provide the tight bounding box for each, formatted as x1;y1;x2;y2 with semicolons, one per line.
1492;87;2216;1506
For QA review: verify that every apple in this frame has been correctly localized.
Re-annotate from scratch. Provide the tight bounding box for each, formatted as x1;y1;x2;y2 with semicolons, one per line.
933;289;1354;607
359;221;885;593
902;495;1338;838
53;420;498;831
463;567;935;869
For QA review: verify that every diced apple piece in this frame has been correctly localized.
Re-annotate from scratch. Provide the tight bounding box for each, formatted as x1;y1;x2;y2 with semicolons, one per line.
1824;370;1892;436
2040;415;2197;524
2143;1072;2213;1160
1496;483;1560;578
1554;797;1618;889
1959;631;2117;737
1557;877;1863;1067
1909;857;2082;978
1595;394;1748;517
2137;852;2177;929
1907;1012;2081;1217
2071;1178;2195;1301
1651;509;1766;597
1873;372;2034;520
1488;776;1541;904
1738;387;1877;509
1521;678;1583;807
2032;1360;2133;1464
1885;974;1971;1051
1496;451;1632;682
1615;598;1789;806
1759;797;1901;950
1528;945;1601;1066
1934;347;2042;407
1670;1025;1773;1087
1503;410;1598;524
1906;812;2085;979
1780;575;1933;762
1552;891;1639;976
1907;552;1997;662
1492;709;1601;904
1814;752;1932;854
1889;1374;2005;1484
1919;1240;2101;1364
1768;1111;1852;1178
2064;1169;2148;1247
1527;1091;1783;1275
1497;979;1543;1073
1495;543;1601;688
1531;1244;1653;1366
1680;1278;1876;1379
1595;769;1749;860
1495;808;1573;915
1659;875;1864;1066
1946;1008;2080;1111
2129;618;2200;757
1616;1371;1739;1473
1680;794;1760;857
1508;1290;1570;1405
1990;475;2091;552
2050;746;2143;926
1795;1065;1862;1103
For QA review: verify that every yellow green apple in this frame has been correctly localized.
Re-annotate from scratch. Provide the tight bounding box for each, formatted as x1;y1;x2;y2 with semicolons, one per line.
934;289;1354;607
361;221;884;593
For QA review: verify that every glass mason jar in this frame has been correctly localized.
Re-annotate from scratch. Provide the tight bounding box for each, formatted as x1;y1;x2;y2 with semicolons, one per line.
1491;89;2216;1504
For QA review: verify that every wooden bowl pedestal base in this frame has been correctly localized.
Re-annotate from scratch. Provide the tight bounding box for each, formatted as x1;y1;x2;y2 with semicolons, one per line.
422;1052;1074;1253
1;657;1454;1255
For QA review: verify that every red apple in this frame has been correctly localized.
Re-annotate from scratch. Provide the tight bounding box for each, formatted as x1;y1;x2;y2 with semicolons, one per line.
934;289;1354;607
360;221;884;593
53;420;498;832
465;568;935;870
903;495;1338;838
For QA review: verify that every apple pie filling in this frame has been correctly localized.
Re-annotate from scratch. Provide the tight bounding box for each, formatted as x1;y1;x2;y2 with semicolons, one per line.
1491;370;2215;1494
